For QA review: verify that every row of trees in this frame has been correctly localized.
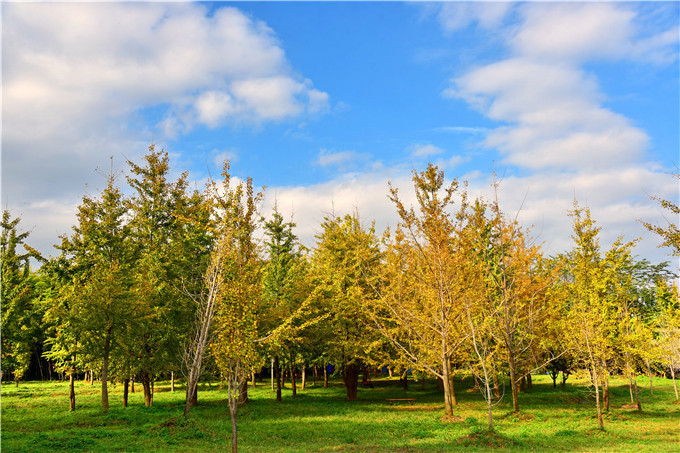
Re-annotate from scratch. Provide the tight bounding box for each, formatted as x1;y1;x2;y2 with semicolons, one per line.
2;148;679;442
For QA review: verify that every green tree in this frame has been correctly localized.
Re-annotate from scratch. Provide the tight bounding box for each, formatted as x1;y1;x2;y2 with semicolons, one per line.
1;210;43;385
56;172;134;412
260;207;305;401
310;211;383;401
210;162;264;453
126;145;206;406
564;203;636;429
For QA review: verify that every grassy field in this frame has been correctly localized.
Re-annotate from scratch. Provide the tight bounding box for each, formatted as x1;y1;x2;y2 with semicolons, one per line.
1;373;679;452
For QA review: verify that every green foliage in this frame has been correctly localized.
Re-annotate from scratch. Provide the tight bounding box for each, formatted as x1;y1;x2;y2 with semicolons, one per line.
1;210;43;382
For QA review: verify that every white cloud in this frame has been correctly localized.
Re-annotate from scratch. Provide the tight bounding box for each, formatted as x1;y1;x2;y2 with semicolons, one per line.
261;162;678;265
512;3;678;64
212;148;239;168
411;144;445;158
443;3;676;172
2;2;329;257
437;2;511;32
315;149;373;171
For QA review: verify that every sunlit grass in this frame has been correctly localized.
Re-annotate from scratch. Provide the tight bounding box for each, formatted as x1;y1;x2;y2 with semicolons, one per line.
2;373;679;452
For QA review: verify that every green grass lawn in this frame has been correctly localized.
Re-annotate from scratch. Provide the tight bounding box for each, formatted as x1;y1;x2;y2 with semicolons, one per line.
2;373;679;452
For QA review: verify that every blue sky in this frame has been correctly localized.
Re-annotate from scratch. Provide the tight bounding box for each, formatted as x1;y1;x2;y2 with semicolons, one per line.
2;1;679;266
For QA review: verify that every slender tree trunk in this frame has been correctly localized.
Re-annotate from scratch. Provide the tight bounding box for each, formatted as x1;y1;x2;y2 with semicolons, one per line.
230;406;238;453
90;369;94;386
323;364;328;388
508;351;520;412
313;364;317;386
592;366;604;430
645;358;653;396
227;375;239;453
520;375;526;392
69;372;76;411
274;356;282;402
388;367;393;378
629;374;635;403
670;362;679;401
123;378;129;407
527;373;533;390
290;362;297;398
602;367;610;412
301;361;306;390
131;376;135;393
171;371;175;392
421;371;426;390
251;371;256;389
102;335;111;413
632;374;642;411
271;357;275;392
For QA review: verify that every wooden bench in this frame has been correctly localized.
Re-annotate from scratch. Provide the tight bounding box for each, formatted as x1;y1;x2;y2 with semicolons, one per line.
387;398;416;405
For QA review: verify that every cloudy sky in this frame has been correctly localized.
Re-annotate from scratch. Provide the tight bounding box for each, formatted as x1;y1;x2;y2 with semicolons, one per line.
2;1;679;266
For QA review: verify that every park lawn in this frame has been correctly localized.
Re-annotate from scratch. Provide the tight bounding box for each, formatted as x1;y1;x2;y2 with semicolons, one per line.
1;374;679;452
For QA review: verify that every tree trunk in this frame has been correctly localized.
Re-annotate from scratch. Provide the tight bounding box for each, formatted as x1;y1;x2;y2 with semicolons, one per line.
290;362;297;398
493;373;501;398
645;358;653;396
131;376;135;393
508;351;520;412
399;369;408;391
192;381;198;405
141;371;153;407
123;378;129;407
313;364;317;386
592;367;604;430
69;372;76;411
271;357;275;392
527;373;533;390
388;367;393;378
670;362;679;401
520;375;526;392
229;398;238;453
343;362;360;401
301;361;306;390
629;374;635;403
632;374;642;411
441;362;453;416
274;356;282;402
171;371;175;392
323;364;328;388
602;371;610;412
90;369;94;386
238;379;249;405
251;371;256;389
421;371;426;390
102;335;111;413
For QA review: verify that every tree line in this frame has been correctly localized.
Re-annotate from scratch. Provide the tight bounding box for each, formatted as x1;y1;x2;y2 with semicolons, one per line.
2;146;679;442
